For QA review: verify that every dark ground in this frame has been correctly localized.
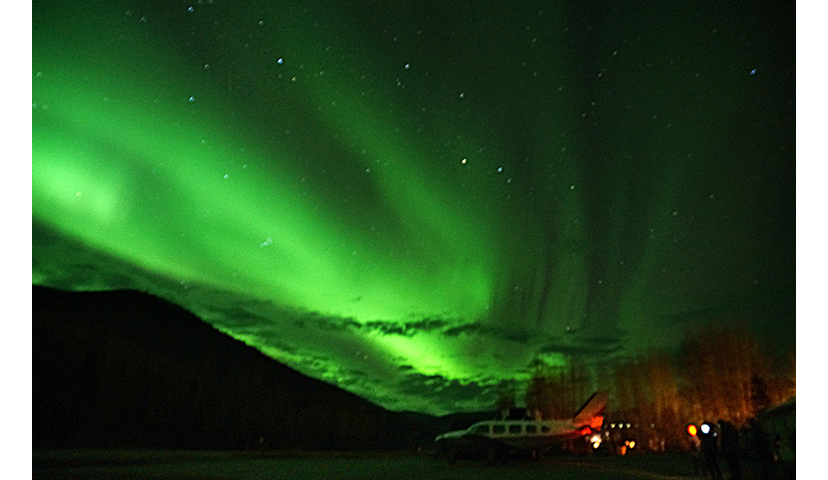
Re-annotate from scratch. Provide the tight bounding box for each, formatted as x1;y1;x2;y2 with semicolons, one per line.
33;450;784;480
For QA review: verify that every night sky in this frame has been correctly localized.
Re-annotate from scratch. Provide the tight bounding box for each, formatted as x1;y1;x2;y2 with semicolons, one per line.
32;0;795;415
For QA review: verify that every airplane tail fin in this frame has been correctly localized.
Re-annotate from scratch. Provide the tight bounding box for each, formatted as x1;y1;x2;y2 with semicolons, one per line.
573;391;608;430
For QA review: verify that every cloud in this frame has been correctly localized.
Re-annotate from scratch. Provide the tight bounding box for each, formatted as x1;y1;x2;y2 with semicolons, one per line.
441;322;482;337
362;317;451;336
297;312;363;332
536;335;624;360
395;372;513;414
198;304;276;330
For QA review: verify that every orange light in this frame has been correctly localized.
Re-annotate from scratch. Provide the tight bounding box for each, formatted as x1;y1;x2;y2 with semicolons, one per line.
686;424;698;436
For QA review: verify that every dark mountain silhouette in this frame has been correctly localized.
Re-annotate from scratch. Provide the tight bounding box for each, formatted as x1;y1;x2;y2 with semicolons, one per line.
32;285;456;450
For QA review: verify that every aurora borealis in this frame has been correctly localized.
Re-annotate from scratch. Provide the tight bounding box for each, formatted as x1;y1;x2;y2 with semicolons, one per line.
32;0;795;415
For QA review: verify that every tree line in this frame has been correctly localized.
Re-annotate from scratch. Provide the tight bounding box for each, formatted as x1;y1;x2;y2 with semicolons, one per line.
501;322;795;449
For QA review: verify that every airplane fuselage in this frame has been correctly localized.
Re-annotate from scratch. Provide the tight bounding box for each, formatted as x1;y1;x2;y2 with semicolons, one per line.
436;418;591;450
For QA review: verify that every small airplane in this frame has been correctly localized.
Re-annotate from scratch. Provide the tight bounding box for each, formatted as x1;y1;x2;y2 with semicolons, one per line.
435;390;608;464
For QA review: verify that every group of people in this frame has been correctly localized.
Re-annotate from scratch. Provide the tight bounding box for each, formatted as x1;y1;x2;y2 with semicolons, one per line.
695;420;742;479
691;419;786;480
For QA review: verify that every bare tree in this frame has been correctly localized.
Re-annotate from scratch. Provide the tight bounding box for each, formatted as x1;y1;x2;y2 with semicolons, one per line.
524;358;592;419
678;321;777;427
495;384;516;416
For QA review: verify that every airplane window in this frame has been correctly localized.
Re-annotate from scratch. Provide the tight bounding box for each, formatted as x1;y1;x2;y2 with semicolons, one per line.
541;426;550;433
472;424;490;434
525;425;537;434
509;424;522;434
492;425;505;434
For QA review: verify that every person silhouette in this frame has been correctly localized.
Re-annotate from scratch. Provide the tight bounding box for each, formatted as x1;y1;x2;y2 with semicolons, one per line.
718;420;742;480
700;422;722;479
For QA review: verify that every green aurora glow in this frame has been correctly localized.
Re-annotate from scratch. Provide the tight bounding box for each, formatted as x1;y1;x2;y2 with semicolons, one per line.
32;0;794;414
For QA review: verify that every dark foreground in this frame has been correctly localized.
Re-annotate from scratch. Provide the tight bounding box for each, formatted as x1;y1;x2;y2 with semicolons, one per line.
33;449;779;480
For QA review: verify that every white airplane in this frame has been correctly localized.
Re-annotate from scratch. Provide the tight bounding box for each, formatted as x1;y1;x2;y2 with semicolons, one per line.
435;390;608;464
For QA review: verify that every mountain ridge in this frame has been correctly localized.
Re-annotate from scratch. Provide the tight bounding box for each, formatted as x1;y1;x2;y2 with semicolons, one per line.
32;285;461;450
